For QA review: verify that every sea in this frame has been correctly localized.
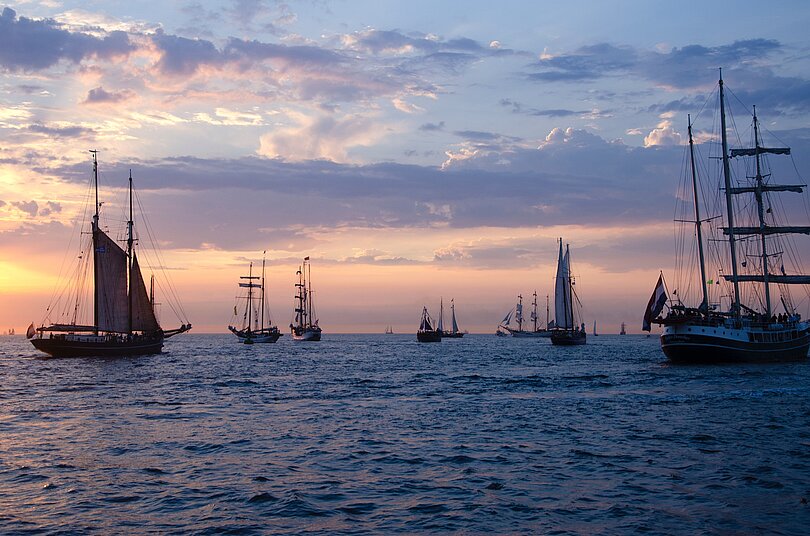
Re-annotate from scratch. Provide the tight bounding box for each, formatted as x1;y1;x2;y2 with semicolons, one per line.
1;333;809;535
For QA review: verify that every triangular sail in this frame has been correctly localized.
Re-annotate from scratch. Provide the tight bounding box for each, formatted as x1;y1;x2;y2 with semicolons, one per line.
554;240;572;329
94;229;128;333
437;299;444;332
451;301;459;333
130;253;160;332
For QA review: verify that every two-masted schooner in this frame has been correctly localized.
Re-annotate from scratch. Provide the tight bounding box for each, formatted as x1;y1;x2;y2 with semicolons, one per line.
229;253;282;344
550;238;586;345
29;152;191;357
645;72;810;362
290;256;322;341
439;298;465;338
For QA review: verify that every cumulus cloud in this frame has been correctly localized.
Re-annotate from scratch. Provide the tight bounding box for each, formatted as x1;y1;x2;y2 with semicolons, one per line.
11;200;38;217
643;117;683;147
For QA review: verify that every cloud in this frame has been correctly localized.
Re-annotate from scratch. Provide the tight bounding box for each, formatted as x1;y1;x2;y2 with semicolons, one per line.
83;86;136;104
27;123;95;138
11;200;39;217
0;7;133;72
643;117;683;147
419;121;445;132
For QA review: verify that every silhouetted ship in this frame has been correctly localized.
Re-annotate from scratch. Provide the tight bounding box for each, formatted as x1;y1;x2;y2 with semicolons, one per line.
550;238;586;345
385;325;394;334
417;306;441;342
229;253;281;344
290;257;322;341
645;72;810;362
504;291;552;338
619;322;626;335
29;152;191;357
439;298;465;338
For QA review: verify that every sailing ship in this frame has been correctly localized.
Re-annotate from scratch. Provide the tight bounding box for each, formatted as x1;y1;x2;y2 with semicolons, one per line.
228;253;282;344
290;257;322;341
385;325;394;334
29;151;191;357
440;298;465;338
417;306;442;342
593;321;598;336
550;238;586;345
645;71;810;362
619;322;626;335
506;291;552;338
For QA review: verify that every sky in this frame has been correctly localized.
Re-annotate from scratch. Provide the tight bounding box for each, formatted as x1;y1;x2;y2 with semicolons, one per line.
3;0;810;334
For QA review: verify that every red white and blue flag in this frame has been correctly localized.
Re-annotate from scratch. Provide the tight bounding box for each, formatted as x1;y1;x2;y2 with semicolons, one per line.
642;274;667;332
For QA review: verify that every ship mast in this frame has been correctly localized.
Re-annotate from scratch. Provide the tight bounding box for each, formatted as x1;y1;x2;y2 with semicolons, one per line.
90;150;100;335
566;244;574;329
260;251;266;332
532;291;538;332
719;71;742;319
127;170;134;335
688;115;710;315
517;294;523;331
752;107;772;317
247;262;253;335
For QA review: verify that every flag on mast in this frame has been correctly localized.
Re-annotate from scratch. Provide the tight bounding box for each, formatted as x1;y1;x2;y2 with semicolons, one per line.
642;274;668;332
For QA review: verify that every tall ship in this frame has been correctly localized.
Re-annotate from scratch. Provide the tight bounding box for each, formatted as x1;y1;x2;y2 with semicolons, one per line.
644;72;810;362
619;322;626;335
507;291;552;338
290;257;322;341
550;238;586;345
28;151;191;357
228;253;282;344
417;306;442;342
439;298;465;338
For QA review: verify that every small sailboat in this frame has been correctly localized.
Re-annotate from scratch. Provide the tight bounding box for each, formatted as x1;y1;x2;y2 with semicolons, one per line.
593;321;598;336
440;298;465;338
228;253;282;344
619;322;626;335
385;325;394;334
290;256;322;341
417;306;442;342
29;151;191;357
550;238;586;346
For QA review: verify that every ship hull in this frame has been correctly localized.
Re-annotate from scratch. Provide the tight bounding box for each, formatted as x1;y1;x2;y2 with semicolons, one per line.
31;334;163;358
291;328;322;341
230;327;282;344
441;331;465;338
550;330;587;346
661;324;810;363
507;329;551;338
417;330;442;342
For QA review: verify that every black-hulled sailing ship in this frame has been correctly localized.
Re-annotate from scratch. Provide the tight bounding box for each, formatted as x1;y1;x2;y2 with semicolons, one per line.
550;238;586;345
229;253;282;344
290;256;322;341
439;298;465;338
29;152;191;357
645;72;810;362
417;306;441;342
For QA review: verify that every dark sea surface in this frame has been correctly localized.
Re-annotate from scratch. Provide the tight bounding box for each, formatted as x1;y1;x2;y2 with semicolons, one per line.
1;333;809;535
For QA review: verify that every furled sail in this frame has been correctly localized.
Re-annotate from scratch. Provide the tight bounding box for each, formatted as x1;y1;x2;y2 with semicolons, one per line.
130;253;160;332
94;229;128;333
554;241;572;329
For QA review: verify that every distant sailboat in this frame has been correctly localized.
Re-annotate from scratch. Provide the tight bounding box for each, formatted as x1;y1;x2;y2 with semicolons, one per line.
440;298;465;338
506;291;552;338
619;322;627;335
385;325;394;334
229;253;282;344
550;238;586;346
417;306;442;342
593;321;598;336
290;257;322;341
30;151;191;357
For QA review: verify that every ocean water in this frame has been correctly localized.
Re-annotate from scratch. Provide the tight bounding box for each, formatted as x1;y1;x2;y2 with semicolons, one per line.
1;333;809;535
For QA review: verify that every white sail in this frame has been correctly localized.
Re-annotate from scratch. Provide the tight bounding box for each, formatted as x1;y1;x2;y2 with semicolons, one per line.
437;299;444;332
515;302;523;323
94;229;129;333
130;253;160;332
555;240;573;329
